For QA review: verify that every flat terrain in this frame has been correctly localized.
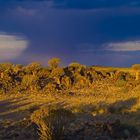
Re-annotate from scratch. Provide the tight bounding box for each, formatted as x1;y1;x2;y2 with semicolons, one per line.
0;80;140;130
0;62;140;139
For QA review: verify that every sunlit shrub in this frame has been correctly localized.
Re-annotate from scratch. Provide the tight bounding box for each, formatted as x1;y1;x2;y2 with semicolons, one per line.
31;107;74;140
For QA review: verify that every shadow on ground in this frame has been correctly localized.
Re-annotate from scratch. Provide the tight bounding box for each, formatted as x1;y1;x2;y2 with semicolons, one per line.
0;97;140;139
0;97;41;120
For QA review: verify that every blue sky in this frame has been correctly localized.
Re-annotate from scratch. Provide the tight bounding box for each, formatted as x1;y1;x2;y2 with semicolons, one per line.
0;0;140;66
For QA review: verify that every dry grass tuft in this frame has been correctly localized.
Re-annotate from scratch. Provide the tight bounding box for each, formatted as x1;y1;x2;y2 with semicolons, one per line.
31;107;74;140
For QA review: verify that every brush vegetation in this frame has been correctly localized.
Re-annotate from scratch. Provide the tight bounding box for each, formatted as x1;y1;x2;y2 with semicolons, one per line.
0;58;140;139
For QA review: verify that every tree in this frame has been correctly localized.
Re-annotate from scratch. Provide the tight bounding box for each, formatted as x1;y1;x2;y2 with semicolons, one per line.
132;64;140;80
48;58;61;69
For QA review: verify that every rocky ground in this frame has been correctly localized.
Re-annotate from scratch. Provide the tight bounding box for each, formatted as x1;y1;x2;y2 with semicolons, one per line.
0;116;139;140
64;118;139;140
0;87;140;140
0;120;38;140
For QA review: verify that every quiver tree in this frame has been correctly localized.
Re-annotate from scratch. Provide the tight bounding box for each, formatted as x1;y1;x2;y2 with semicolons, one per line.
132;64;140;80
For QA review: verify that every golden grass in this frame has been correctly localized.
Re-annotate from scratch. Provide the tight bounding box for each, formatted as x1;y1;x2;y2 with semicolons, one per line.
0;81;140;128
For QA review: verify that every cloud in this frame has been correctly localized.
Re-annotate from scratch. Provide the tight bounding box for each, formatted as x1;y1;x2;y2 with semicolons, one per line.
0;33;28;61
105;41;140;52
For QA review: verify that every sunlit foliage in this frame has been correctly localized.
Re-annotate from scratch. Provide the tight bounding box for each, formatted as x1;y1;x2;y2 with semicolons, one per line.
0;58;139;94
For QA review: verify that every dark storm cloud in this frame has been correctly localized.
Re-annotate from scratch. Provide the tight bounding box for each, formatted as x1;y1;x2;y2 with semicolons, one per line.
52;0;140;9
0;0;140;66
1;0;140;9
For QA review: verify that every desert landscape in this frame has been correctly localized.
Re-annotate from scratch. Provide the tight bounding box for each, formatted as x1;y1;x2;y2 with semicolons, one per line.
0;59;140;139
1;0;140;139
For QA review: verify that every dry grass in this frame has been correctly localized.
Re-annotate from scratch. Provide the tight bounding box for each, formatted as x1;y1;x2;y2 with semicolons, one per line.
31;107;74;140
0;80;140;129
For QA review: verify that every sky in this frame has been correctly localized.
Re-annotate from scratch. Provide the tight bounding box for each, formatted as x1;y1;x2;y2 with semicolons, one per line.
0;0;140;67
